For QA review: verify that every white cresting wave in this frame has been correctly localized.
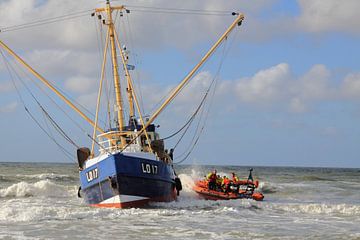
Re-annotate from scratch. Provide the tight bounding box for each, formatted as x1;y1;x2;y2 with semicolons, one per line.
0;180;71;198
15;173;75;181
268;202;360;216
0;172;359;224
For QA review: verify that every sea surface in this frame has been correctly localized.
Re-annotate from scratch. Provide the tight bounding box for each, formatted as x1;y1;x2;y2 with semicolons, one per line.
0;163;359;240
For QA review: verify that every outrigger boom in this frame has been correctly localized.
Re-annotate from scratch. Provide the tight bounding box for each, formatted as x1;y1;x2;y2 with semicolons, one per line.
0;40;105;134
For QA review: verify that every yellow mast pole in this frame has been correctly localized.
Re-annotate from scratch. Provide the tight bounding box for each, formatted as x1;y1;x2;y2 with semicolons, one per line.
124;14;245;147
113;28;153;152
119;43;135;118
105;0;126;147
124;54;135;118
91;27;110;156
0;40;105;134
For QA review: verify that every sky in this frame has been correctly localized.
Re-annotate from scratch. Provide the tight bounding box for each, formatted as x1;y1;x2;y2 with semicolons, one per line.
0;0;359;168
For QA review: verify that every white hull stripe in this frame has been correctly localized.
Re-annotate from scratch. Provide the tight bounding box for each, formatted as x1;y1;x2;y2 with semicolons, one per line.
101;194;149;204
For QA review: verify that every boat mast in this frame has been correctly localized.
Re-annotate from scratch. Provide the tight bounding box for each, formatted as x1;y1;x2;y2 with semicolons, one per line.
121;46;135;118
113;29;153;152
103;0;126;147
91;28;110;156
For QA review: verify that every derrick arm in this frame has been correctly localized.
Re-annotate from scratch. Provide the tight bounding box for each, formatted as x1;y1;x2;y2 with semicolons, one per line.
124;13;245;149
91;27;110;156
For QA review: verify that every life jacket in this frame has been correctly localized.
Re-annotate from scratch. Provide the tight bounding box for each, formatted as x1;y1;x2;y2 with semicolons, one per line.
222;178;231;186
232;176;239;182
209;173;217;182
216;177;222;186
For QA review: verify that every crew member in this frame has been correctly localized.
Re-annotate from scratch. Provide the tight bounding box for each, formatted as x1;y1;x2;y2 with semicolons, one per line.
216;175;222;190
231;172;239;182
207;170;217;190
221;176;231;193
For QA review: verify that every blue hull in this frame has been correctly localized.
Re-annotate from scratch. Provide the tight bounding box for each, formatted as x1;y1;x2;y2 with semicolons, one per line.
79;152;177;208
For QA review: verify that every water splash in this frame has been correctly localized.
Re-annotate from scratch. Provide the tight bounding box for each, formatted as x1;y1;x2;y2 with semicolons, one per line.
0;180;70;198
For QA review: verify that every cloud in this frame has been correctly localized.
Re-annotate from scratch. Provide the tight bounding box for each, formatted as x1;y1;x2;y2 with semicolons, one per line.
234;63;291;104
0;0;276;52
0;81;14;93
64;76;97;93
126;64;360;117
76;92;97;109
289;97;307;113
0;101;18;113
228;63;360;113
320;126;338;137
23;49;99;78
287;64;333;112
117;0;276;49
341;73;360;99
0;0;99;50
292;64;332;100
297;0;360;34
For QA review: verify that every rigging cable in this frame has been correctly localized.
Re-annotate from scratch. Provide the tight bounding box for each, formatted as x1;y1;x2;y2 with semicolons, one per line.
123;5;235;16
1;49;75;161
1;48;112;156
125;13;146;115
93;11;111;130
174;37;229;161
155;48;223;144
0;9;93;33
160;78;212;141
117;11;240;156
1;49;80;149
173;29;239;164
97;11;114;130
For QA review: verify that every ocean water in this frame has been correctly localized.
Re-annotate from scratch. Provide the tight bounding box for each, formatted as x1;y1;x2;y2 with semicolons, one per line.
0;163;359;240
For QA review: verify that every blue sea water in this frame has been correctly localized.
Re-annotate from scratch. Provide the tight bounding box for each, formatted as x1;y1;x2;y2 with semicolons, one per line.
0;163;359;239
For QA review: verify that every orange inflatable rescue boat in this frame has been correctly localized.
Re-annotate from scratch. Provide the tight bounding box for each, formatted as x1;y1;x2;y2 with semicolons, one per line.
193;169;264;201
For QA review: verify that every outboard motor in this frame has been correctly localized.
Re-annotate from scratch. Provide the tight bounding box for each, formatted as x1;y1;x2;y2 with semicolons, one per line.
77;147;90;170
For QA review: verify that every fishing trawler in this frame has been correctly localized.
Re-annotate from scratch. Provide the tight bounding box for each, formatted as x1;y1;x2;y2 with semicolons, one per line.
0;1;244;208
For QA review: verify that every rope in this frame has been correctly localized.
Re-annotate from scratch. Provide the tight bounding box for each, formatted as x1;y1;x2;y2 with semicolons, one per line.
1;49;75;161
127;9;234;16
1;10;92;33
123;5;235;16
1;49;79;148
1;48;112;157
39;104;80;149
160;78;212;142
173;30;239;164
125;13;145;115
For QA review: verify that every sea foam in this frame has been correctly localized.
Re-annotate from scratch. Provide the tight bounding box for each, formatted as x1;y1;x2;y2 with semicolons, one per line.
267;202;360;216
0;180;70;198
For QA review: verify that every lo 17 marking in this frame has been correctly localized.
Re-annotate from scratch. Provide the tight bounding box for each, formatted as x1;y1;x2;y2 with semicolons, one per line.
86;168;99;182
141;163;158;175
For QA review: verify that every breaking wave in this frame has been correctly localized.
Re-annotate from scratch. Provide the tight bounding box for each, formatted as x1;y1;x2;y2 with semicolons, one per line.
16;173;77;181
265;202;360;216
257;181;277;194
0;173;77;184
301;175;335;182
0;180;71;198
